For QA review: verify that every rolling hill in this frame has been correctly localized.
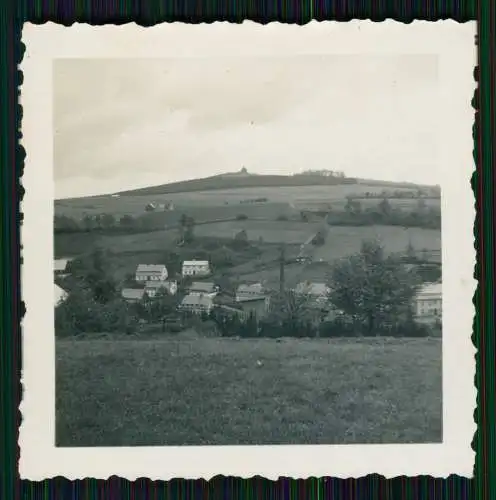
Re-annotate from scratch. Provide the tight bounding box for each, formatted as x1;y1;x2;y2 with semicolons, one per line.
116;171;359;197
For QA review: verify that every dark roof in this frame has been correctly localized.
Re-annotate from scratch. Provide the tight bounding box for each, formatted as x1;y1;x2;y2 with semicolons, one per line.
188;282;216;293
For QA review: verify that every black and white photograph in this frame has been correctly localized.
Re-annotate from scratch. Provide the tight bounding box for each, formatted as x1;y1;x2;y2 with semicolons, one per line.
21;21;476;480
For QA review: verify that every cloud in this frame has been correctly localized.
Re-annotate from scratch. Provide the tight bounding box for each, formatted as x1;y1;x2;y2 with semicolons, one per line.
54;55;439;198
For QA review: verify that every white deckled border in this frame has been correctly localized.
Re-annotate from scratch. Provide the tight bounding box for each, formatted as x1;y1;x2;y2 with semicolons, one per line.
19;20;477;480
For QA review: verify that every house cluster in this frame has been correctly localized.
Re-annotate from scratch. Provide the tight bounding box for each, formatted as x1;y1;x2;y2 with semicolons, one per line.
121;264;178;302
145;201;175;212
52;254;442;328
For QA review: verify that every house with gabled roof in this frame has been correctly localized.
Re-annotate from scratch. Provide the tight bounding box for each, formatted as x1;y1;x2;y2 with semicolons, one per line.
144;280;178;298
235;283;266;302
179;294;214;315
181;260;210;277
294;282;330;305
54;258;72;277
413;281;442;324
135;264;168;282
121;288;146;303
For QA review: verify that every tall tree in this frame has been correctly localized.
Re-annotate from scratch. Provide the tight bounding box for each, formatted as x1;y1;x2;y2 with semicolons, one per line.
71;247;117;304
265;289;314;336
328;239;420;334
378;198;392;217
179;214;195;243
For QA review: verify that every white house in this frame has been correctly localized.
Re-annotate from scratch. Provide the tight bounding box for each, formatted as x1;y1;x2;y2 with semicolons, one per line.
235;283;266;302
54;283;68;307
413;282;442;324
135;264;168;282
294;282;330;304
144;280;178;298
181;260;210;277
187;282;218;297
179;294;214;315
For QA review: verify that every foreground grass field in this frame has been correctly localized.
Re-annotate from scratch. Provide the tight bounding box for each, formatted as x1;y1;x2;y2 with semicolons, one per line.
56;337;442;446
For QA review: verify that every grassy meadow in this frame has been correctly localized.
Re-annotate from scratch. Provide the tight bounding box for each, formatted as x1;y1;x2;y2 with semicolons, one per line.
56;336;442;447
194;219;322;244
312;225;442;263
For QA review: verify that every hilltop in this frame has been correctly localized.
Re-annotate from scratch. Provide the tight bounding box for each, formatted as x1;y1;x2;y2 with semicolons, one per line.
115;169;359;197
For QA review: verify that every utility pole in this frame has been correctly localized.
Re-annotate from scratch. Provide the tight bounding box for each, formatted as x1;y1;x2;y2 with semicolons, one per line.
279;244;285;294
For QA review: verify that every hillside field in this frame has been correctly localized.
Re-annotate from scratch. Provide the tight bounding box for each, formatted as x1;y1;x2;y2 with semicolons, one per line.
194;219;322;244
55;183;440;219
312;225;441;262
56;337;442;446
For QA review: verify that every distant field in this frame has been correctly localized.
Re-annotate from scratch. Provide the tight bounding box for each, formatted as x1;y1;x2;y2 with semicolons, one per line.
55;195;298;221
194;220;322;244
55;183;437;219
56;337;442;446
312;225;441;262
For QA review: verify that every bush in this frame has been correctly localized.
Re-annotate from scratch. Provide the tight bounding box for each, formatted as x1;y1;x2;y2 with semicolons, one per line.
236;214;248;220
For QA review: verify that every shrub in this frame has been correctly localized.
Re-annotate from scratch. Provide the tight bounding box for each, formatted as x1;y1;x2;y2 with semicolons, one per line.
236;214;248;220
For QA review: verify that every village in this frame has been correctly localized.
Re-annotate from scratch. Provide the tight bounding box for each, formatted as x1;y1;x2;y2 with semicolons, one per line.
54;244;442;336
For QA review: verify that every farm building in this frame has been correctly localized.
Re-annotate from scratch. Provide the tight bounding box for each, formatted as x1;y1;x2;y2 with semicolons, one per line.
181;260;211;277
237;296;270;318
54;283;68;307
294;282;331;305
179;294;214;315
144;280;178;298
135;264;168;282
235;283;266;302
121;288;146;303
187;282;218;297
413;282;442;325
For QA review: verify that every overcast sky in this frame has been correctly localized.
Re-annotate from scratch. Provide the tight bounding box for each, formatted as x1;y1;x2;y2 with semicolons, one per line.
54;55;439;199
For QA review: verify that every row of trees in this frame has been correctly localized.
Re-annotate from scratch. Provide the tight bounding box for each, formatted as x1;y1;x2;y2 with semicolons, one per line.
54;212;196;236
325;198;441;229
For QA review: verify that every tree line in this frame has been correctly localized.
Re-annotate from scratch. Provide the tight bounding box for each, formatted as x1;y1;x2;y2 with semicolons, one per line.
325;198;441;229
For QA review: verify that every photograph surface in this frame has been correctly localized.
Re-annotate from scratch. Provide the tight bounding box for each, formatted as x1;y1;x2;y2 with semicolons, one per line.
20;21;476;480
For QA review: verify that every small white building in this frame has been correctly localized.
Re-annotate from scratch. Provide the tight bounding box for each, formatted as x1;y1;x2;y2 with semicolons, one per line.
135;264;168;282
181;260;210;277
294;282;330;304
179;294;214;315
187;282;218;297
236;283;266;302
413;282;442;324
144;280;178;298
54;283;68;307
